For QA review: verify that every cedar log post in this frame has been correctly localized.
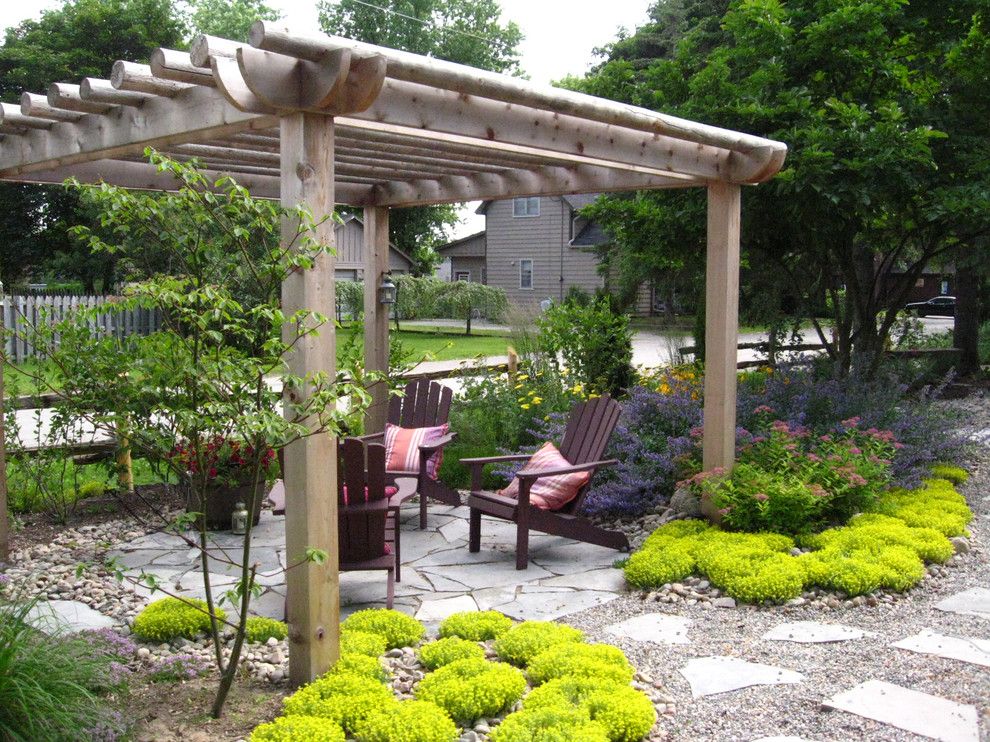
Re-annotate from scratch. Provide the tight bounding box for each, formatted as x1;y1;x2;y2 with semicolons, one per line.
363;206;390;434
0;284;8;561
281;112;339;686
701;182;741;520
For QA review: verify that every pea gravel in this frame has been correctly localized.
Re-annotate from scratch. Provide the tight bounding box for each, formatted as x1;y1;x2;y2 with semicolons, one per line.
562;396;990;741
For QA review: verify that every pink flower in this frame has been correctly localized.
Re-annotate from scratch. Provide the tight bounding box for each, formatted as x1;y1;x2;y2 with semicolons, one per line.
848;473;868;487
208;467;218;478
841;416;861;428
806;453;821;462
820;434;832;442
717;507;733;516
753;492;769;502
808;484;828;498
849;447;862;455
754;405;774;414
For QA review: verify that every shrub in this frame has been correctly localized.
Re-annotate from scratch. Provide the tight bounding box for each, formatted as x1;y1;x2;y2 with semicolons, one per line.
527;643;634;686
0;600;128;742
439;610;513;641
418;637;486;670
525;677;656;742
538;296;634;397
494;621;585;667
353;700;458;742
929;464;968;484
622;543;695;589
341;609;425;649
283;673;395;733
132;597;226;642
490;707;610;742
415;658;526;722
873;479;972;536
701;549;805;603
341;630;388;658
250;715;346;742
329;653;389;682
245;617;287;644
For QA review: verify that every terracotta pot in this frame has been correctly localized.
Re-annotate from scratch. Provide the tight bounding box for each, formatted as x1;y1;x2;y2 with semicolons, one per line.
185;479;269;531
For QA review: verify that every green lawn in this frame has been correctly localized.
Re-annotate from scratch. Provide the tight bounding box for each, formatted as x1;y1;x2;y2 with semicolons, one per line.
338;324;512;362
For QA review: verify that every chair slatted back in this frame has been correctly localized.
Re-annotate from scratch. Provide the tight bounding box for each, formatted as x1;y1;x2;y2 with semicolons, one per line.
557;395;622;514
337;438;389;563
389;379;452;428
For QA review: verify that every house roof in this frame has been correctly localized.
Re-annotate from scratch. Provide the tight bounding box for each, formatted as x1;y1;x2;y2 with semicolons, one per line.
569;220;611;248
475;193;602;215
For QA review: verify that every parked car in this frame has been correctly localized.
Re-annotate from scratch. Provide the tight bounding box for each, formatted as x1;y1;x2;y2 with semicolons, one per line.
905;295;955;317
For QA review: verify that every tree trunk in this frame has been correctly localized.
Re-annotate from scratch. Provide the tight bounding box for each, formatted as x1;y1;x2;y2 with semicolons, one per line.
953;268;981;376
465;307;472;335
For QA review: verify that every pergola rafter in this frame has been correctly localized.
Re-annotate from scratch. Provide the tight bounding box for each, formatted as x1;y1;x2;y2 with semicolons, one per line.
0;22;787;686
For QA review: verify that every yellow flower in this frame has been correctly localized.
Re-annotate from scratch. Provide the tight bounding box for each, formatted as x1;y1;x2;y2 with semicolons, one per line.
659;383;671;394
517;373;529;381
531;397;542;405
520;403;531;410
588;393;600;399
514;383;524;389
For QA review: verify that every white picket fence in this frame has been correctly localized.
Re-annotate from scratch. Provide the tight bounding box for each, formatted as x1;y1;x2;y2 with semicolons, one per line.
2;294;162;363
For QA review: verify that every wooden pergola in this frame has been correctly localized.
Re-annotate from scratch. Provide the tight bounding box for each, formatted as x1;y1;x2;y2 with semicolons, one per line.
0;23;786;684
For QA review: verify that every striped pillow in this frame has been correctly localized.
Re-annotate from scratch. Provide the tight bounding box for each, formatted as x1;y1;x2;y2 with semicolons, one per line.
383;423;449;480
498;441;590;511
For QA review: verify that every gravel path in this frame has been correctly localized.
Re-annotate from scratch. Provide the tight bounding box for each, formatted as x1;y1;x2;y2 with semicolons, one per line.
565;395;990;741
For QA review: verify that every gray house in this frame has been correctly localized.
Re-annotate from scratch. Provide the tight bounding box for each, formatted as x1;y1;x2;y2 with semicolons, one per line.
437;195;653;314
334;213;414;282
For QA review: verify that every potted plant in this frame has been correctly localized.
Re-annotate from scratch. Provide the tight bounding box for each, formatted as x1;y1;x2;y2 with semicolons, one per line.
171;435;277;530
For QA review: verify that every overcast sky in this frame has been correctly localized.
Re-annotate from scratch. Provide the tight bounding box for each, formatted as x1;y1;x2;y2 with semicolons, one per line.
0;0;654;236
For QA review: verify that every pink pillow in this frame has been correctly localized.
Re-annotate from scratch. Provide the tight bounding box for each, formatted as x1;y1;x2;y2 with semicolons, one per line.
384;423;448;479
499;441;591;510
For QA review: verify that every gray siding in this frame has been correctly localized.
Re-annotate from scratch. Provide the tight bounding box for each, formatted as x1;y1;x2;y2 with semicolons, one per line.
332;217;414;275
450;256;486;283
484;197;604;307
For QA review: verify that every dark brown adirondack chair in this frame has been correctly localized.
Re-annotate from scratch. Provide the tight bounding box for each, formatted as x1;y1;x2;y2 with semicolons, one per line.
360;378;460;529
463;395;629;570
337;438;397;608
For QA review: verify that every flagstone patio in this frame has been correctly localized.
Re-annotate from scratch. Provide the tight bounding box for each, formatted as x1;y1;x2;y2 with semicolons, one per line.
107;503;627;625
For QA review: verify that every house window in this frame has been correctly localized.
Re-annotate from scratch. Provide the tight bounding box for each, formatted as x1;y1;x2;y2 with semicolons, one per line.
454;271;471;282
941;280;950;294
513;197;540;217
520;259;534;289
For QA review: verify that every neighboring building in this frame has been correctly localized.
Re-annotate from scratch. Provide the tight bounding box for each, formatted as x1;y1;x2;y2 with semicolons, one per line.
437;230;486;284
333;214;414;282
436;195;656;314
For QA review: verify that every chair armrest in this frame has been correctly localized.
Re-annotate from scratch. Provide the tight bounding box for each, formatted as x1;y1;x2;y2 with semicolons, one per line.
339;499;390;514
419;431;457;454
459;453;531;466
354;432;385;443
516;458;618;480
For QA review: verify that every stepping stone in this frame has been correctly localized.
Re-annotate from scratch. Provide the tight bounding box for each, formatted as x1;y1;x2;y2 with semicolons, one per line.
824;680;979;742
935;588;990;619
542;567;627;592
679;656;803;698
419;560;552;590
496;588;620;621
763;621;868;643
891;629;990;668
605;613;691;645
415;594;477;623
438;518;470;543
25;600;116;634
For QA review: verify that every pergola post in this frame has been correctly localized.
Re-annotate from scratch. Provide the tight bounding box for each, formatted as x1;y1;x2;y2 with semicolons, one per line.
363;206;390;433
280;112;339;686
701;182;741;491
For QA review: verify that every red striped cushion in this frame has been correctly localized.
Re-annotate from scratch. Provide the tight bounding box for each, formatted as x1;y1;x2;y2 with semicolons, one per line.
383;423;448;480
498;441;590;510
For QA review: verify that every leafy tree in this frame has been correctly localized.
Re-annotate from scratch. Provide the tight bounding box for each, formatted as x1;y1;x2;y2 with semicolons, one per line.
185;0;280;41
318;0;523;273
578;0;990;375
0;0;186;289
434;278;507;334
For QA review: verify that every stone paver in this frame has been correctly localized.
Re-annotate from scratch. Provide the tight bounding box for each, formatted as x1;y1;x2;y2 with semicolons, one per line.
891;629;990;668
762;621;869;643
824;680;979;742
111;502;629;622
26;599;116;633
934;588;990;619
679;656;804;698
605;612;691;645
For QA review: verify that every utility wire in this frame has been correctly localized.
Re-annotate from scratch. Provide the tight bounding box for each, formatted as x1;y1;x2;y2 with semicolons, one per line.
337;0;516;50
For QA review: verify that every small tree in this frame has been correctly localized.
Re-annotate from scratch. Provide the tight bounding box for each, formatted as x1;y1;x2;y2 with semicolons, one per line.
13;152;367;717
435;280;508;334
